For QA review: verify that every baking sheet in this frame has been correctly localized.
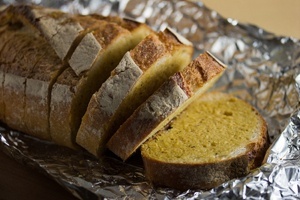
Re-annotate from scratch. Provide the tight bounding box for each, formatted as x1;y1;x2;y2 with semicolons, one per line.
0;0;300;199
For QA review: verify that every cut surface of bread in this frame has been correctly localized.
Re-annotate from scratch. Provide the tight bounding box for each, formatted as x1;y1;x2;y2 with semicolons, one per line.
141;92;270;190
50;18;144;149
76;28;193;156
107;52;226;160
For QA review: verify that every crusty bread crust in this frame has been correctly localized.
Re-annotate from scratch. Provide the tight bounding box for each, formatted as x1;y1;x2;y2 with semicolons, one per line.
143;153;249;190
141;92;269;190
107;52;226;160
89;14;154;45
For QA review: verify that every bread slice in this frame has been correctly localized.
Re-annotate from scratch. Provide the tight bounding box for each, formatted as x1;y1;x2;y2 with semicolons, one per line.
141;92;270;190
107;52;226;160
49;18;143;149
76;28;193;156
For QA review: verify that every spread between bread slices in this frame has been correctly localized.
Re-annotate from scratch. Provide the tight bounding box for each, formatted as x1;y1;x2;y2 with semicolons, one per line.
0;5;270;191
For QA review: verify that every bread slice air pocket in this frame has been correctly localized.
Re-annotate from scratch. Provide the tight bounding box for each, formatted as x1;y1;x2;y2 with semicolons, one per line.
141;92;270;190
107;52;226;160
77;28;193;157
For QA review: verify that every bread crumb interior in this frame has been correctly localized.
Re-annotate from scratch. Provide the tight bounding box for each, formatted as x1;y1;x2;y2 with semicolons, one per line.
142;93;260;163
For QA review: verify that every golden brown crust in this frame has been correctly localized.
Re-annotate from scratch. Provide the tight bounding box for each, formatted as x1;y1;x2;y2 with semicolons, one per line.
180;52;225;94
171;52;226;97
247;115;270;168
159;28;184;51
142;153;249;190
130;33;166;71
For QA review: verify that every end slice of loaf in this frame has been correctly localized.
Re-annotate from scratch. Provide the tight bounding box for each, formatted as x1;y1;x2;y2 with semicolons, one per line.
107;52;226;160
141;92;270;190
76;28;193;156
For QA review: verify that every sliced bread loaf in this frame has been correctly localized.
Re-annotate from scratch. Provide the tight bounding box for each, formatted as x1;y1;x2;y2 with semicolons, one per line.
107;52;226;160
141;92;270;190
76;28;193;156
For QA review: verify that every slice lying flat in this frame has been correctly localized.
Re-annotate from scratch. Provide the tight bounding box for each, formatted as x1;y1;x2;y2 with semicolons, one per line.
107;52;226;160
141;92;270;190
77;28;193;156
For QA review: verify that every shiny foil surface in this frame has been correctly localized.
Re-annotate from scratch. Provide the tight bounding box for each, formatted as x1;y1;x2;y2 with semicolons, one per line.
0;0;300;199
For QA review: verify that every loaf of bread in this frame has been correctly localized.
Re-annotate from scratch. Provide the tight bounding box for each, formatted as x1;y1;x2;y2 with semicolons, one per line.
141;92;270;190
76;28;193;156
0;5;270;191
107;52;226;160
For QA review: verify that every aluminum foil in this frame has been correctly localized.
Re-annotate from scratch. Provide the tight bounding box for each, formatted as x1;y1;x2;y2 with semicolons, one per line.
0;0;300;199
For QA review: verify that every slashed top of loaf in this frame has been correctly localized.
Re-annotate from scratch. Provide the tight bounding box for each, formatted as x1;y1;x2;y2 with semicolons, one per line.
141;92;263;164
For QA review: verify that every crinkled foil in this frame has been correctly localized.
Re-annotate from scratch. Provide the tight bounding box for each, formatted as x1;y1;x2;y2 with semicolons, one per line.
0;0;300;199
